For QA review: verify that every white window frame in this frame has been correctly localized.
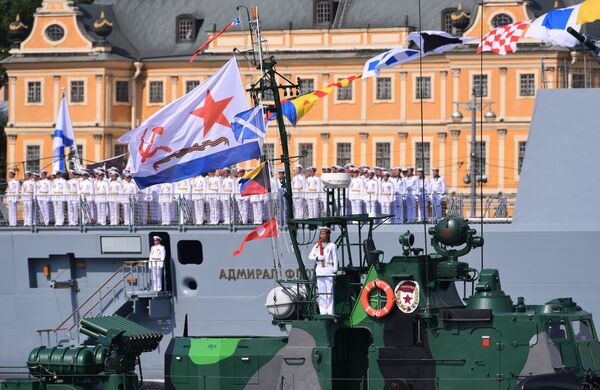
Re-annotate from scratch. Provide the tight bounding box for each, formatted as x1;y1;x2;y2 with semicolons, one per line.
333;74;355;104
412;73;435;103
466;134;490;178
516;70;538;99
24;141;43;172
469;70;492;98
42;21;68;46
184;78;202;94
299;77;316;94
147;78;166;105
413;138;433;174
374;75;395;103
68;78;87;105
113;78;131;105
513;134;528;180
25;78;44;106
373;139;393;169
335;141;353;167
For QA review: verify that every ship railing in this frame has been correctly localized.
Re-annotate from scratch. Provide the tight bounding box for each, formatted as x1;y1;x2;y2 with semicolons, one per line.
0;192;516;230
37;262;132;345
122;260;169;299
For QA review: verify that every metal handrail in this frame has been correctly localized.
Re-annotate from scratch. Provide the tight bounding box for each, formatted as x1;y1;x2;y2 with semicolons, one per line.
52;262;130;333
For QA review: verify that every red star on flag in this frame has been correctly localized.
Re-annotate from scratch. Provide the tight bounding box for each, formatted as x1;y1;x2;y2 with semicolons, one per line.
191;89;234;137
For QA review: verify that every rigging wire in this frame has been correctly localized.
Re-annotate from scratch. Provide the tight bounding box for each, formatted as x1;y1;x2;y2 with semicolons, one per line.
479;0;485;271
417;0;431;311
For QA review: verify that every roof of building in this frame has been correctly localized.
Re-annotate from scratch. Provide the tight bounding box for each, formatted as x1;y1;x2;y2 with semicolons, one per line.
6;0;600;62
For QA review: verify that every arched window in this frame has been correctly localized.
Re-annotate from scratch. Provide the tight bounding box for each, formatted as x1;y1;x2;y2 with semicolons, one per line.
442;9;455;34
177;15;195;42
491;13;513;28
315;1;331;24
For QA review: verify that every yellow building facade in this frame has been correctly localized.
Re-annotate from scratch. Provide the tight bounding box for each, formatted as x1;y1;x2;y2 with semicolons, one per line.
3;0;598;194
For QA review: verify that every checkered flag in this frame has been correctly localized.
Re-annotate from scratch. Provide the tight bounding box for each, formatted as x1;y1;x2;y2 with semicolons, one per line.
477;21;531;55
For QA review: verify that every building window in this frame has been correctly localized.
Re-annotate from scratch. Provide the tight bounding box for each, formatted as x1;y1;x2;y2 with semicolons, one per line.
472;141;487;176
519;74;536;96
416;76;431;99
299;78;315;94
177;17;195;41
298;143;313;167
115;80;130;103
572;73;586;88
336;143;351;166
518;141;526;175
185;80;200;94
473;74;488;97
114;144;128;157
442;9;455;34
336;79;352;101
69;144;84;170
263;143;275;161
149;81;164;103
491;13;513;28
376;77;392;100
45;24;65;41
315;1;331;24
26;145;40;172
415;142;431;173
376;143;391;168
70;80;85;103
27;81;41;104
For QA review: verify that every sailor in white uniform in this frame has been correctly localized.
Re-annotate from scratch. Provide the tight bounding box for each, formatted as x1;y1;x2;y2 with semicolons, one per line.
415;168;431;222
51;170;67;226
95;169;109;226
221;168;235;225
206;171;221;224
6;169;20;226
348;168;364;215
192;174;206;225
404;168;418;223
291;165;306;219
108;169;123;226
234;169;249;224
122;172;138;226
159;181;174;225
36;170;51;225
66;171;80;225
306;167;322;218
308;226;338;315
379;172;394;223
364;170;379;217
79;170;95;224
21;171;35;226
149;236;166;291
175;177;192;225
429;168;446;221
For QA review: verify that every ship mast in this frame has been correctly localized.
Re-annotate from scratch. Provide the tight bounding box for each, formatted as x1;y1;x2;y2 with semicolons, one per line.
243;5;308;281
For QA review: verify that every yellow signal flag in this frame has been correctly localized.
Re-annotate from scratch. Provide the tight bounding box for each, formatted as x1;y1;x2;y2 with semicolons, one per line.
577;0;600;25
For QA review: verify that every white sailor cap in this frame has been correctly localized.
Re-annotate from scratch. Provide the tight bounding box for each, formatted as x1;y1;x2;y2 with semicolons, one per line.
368;169;375;174
416;168;424;172
319;226;331;232
124;172;132;177
223;167;231;172
33;171;41;177
25;170;32;176
351;168;359;172
153;236;162;241
401;168;408;172
322;166;331;171
295;165;303;171
8;169;15;174
431;167;439;171
276;168;284;173
109;166;119;172
383;171;390;176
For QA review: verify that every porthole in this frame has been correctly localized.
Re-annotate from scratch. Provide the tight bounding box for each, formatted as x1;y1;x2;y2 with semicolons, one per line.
45;24;65;41
491;13;513;28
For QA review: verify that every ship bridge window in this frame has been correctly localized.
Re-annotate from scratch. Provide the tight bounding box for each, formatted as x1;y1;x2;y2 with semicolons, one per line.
177;240;203;265
548;323;567;341
572;320;595;342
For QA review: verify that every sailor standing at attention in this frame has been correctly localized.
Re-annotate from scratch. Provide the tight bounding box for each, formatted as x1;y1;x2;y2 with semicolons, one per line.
379;172;394;223
192;174;206;225
206;170;222;224
306;167;322;218
291;165;306;219
6;169;20;227
51;170;67;226
37;170;51;225
404;168;418;223
21;171;35;227
429;168;446;221
149;236;166;292
348;168;364;215
121;172;138;226
308;226;338;315
108;169;123;226
95;169;109;226
364;170;379;217
221;168;235;225
159;181;174;225
66;171;80;225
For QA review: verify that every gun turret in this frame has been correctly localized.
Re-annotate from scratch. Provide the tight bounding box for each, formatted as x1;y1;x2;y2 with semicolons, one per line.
567;27;600;64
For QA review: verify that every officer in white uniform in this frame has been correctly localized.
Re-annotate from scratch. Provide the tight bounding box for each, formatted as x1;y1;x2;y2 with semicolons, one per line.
21;171;35;226
291;165;306;219
79;170;95;224
306;167;322;218
122;172;138;226
192;174;206;225
206;171;221;224
51;170;67;226
36;170;51;225
348;168;364;215
404;168;418;223
95;169;109;225
234;169;249;224
429;168;446;221
175;177;192;225
108;169;122;226
6;169;20;226
221;168;235;225
379;172;394;223
66;171;80;225
308;226;338;315
415;168;431;222
391;168;405;224
159;181;174;225
364;170;379;217
149;236;166;291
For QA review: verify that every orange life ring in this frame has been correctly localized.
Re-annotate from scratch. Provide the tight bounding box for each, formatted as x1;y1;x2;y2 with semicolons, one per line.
361;279;395;319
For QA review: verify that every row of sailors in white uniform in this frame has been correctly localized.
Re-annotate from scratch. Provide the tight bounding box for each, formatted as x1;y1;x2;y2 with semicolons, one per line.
4;167;280;227
290;165;446;223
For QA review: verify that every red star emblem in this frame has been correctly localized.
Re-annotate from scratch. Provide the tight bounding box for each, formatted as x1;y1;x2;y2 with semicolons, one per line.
403;295;412;304
190;89;234;137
